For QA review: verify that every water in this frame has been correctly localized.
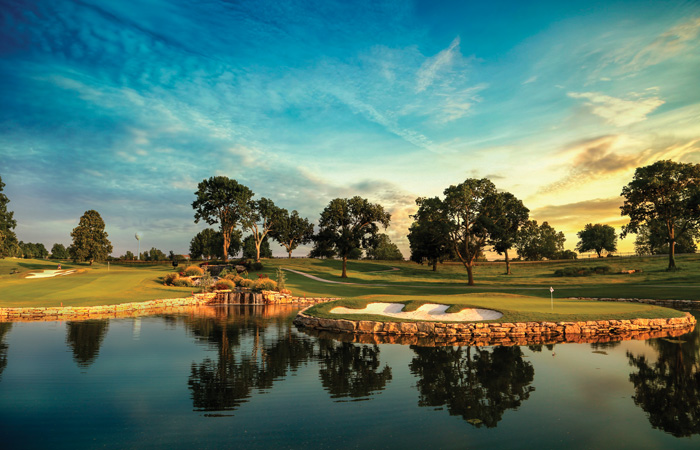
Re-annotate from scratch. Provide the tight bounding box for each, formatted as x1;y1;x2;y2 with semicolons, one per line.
0;306;698;449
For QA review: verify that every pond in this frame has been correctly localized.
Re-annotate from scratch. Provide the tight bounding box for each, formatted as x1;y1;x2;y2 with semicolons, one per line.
0;305;698;449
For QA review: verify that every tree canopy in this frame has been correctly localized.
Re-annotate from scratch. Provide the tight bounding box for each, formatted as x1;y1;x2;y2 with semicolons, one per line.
313;196;390;278
634;219;698;255
575;223;617;257
621;160;700;269
270;210;314;258
442;178;497;285
0;175;18;258
190;228;242;260
481;191;529;275
408;196;453;271
192;176;253;262
51;243;69;259
365;233;404;261
68;210;113;264
515;220;565;261
243;235;272;259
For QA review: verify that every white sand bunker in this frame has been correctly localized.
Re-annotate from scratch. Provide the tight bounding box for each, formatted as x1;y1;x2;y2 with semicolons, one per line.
25;269;76;279
330;302;502;322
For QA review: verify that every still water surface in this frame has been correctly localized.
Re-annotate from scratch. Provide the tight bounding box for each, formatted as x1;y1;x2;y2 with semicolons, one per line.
0;306;698;449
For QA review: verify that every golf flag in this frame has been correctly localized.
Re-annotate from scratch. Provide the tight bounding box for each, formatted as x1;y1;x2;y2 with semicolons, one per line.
550;286;554;293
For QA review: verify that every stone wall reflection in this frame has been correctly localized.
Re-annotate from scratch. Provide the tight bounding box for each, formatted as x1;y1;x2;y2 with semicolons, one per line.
409;345;535;427
627;313;700;437
0;323;11;379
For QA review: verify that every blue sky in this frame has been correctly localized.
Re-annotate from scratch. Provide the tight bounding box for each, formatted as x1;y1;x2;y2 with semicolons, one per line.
1;0;699;257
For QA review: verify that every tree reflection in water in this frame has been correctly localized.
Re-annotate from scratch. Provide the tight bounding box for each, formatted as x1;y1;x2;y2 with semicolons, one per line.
317;340;392;401
185;307;316;412
65;320;109;369
0;323;11;379
184;306;392;411
627;315;700;437
409;345;535;427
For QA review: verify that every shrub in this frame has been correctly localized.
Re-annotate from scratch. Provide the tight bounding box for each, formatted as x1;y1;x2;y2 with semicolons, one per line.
163;272;180;286
249;261;264;271
276;266;286;291
554;265;612;277
214;279;235;290
238;278;254;288
184;265;204;277
173;278;194;287
253;278;277;292
218;268;230;278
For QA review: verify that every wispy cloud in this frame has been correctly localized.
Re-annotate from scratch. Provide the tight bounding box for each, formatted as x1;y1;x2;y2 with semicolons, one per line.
626;16;700;70
567;91;664;126
416;37;461;93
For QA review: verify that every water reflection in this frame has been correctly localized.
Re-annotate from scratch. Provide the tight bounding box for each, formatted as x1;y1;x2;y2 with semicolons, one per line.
409;345;535;427
0;323;11;379
317;340;392;401
65;320;109;369
627;313;700;437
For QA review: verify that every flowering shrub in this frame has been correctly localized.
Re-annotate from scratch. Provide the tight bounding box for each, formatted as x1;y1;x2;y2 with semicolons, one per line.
238;278;254;288
173;278;194;287
253;278;277;292
214;279;235;290
184;265;204;277
163;272;180;286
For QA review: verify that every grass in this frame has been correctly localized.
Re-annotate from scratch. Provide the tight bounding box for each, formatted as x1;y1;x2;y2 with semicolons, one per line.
0;258;193;307
303;293;686;323
1;255;698;322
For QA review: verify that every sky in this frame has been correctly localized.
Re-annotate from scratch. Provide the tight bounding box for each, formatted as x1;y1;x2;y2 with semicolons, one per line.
1;0;700;258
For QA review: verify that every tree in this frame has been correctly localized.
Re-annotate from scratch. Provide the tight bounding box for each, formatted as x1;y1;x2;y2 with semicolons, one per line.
408;197;453;271
122;250;136;260
141;247;167;261
481;191;529;275
621;160;700;270
192;176;253;262
442;178;497;285
633;219;698;256
313;197;390;278
515;220;565;261
51;243;69;259
243;235;272;259
241;197;283;262
20;242;48;259
576;223;617;257
366;233;403;260
0;175;18;258
189;228;242;260
270;210;314;258
68;210;113;264
65;320;109;369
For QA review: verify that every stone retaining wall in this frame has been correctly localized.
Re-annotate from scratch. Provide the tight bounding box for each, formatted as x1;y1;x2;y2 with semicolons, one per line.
214;290;340;305
568;297;700;308
0;293;216;322
294;308;697;344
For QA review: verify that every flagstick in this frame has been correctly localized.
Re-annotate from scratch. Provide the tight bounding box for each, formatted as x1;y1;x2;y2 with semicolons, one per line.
550;286;554;310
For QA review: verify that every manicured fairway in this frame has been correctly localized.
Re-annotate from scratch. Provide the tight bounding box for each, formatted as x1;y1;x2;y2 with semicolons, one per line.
0;259;191;307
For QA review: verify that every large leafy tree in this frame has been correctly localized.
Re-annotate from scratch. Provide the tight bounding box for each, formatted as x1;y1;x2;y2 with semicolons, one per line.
189;228;242;260
241;197;283;262
408;196;453;272
515;220;565;261
634;219;698;255
51;243;69;259
621;160;700;270
20;242;48;259
243;235;272;259
481;191;529;275
192;176;253;262
442;178;497;285
576;223;617;257
365;233;403;260
0;175;19;258
313;197;390;278
69;210;113;264
270;210;314;258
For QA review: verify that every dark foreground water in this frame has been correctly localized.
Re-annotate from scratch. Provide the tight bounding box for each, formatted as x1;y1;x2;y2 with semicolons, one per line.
0;306;698;450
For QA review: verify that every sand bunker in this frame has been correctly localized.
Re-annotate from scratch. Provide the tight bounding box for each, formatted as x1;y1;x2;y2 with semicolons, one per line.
330;302;502;322
25;269;76;279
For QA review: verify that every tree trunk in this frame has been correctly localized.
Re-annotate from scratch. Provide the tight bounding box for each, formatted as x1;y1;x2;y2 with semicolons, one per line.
222;229;230;262
341;255;348;278
255;239;261;262
288;250;292;259
466;264;474;286
504;249;511;275
668;238;676;270
432;260;437;272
